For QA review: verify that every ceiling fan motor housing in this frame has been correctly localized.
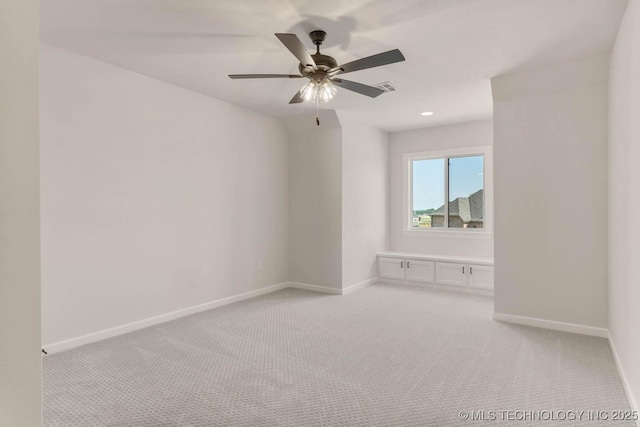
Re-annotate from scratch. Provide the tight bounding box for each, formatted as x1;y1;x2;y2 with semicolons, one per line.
298;31;337;81
299;54;338;77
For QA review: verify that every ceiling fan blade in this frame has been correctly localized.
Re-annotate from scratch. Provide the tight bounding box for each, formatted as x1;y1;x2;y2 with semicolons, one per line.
289;91;304;104
331;78;385;98
275;33;317;69
229;74;303;79
337;49;405;74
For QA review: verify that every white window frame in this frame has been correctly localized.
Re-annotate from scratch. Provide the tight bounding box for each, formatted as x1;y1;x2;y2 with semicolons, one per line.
403;145;493;239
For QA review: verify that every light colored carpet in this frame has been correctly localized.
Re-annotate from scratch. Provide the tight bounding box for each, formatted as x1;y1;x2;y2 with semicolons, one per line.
43;283;632;426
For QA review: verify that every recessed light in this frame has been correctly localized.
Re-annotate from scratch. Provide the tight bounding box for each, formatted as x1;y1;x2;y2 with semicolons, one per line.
421;111;434;116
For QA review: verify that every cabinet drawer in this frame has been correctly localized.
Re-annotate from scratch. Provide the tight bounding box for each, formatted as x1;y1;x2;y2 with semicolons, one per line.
405;259;435;283
378;257;405;280
435;262;467;287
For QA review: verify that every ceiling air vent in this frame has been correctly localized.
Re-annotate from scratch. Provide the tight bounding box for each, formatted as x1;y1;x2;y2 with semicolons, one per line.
372;81;398;93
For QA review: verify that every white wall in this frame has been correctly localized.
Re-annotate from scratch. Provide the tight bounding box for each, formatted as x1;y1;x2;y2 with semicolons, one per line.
492;55;609;328
0;1;41;425
339;113;389;288
609;0;640;412
389;120;494;258
285;111;342;289
286;112;388;290
40;45;290;346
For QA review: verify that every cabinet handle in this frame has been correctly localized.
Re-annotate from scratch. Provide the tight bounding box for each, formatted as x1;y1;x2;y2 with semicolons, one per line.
407;261;410;268
462;266;465;274
401;261;404;268
470;267;473;274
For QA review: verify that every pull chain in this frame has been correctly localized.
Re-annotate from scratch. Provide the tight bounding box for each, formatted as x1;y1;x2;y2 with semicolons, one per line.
315;41;321;125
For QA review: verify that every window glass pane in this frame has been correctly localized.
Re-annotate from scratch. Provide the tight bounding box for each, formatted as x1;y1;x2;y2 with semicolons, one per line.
412;159;445;228
448;155;484;229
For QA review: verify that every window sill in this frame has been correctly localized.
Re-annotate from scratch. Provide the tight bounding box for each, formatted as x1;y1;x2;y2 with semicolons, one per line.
403;229;494;240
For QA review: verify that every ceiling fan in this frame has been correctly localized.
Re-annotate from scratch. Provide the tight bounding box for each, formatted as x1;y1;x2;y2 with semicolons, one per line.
229;30;405;124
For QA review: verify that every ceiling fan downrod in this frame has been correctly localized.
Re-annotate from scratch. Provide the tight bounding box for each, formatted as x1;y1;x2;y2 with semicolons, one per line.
311;30;324;126
309;30;326;55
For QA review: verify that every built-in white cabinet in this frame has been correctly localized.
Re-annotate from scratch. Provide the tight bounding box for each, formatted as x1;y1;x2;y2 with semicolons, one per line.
435;262;467;287
378;252;494;293
404;259;436;283
378;257;435;283
378;257;406;280
467;264;495;290
435;262;494;290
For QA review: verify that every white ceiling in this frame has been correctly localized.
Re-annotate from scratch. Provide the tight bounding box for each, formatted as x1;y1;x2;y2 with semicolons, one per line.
40;0;627;132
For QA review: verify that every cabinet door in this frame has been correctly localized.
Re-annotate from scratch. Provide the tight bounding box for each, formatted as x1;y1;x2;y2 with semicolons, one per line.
378;257;405;280
468;265;494;290
405;260;435;283
435;262;467;287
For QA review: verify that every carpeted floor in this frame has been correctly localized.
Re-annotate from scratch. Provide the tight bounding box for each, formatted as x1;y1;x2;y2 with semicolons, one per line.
43;283;633;426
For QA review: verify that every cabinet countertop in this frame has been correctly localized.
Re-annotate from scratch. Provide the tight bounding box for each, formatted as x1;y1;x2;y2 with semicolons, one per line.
377;251;494;266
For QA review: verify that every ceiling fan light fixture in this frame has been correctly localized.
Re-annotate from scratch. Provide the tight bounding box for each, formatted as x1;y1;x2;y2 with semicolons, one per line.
300;79;337;103
300;80;318;102
318;79;337;103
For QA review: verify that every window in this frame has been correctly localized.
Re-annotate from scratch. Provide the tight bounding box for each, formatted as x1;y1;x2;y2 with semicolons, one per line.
412;158;445;228
447;155;484;229
405;146;492;236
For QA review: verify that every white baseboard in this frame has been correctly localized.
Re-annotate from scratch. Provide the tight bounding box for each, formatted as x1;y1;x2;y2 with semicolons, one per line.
44;279;373;354
608;332;639;426
492;312;609;338
286;281;342;295
342;277;378;295
44;281;289;354
494;314;637;420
